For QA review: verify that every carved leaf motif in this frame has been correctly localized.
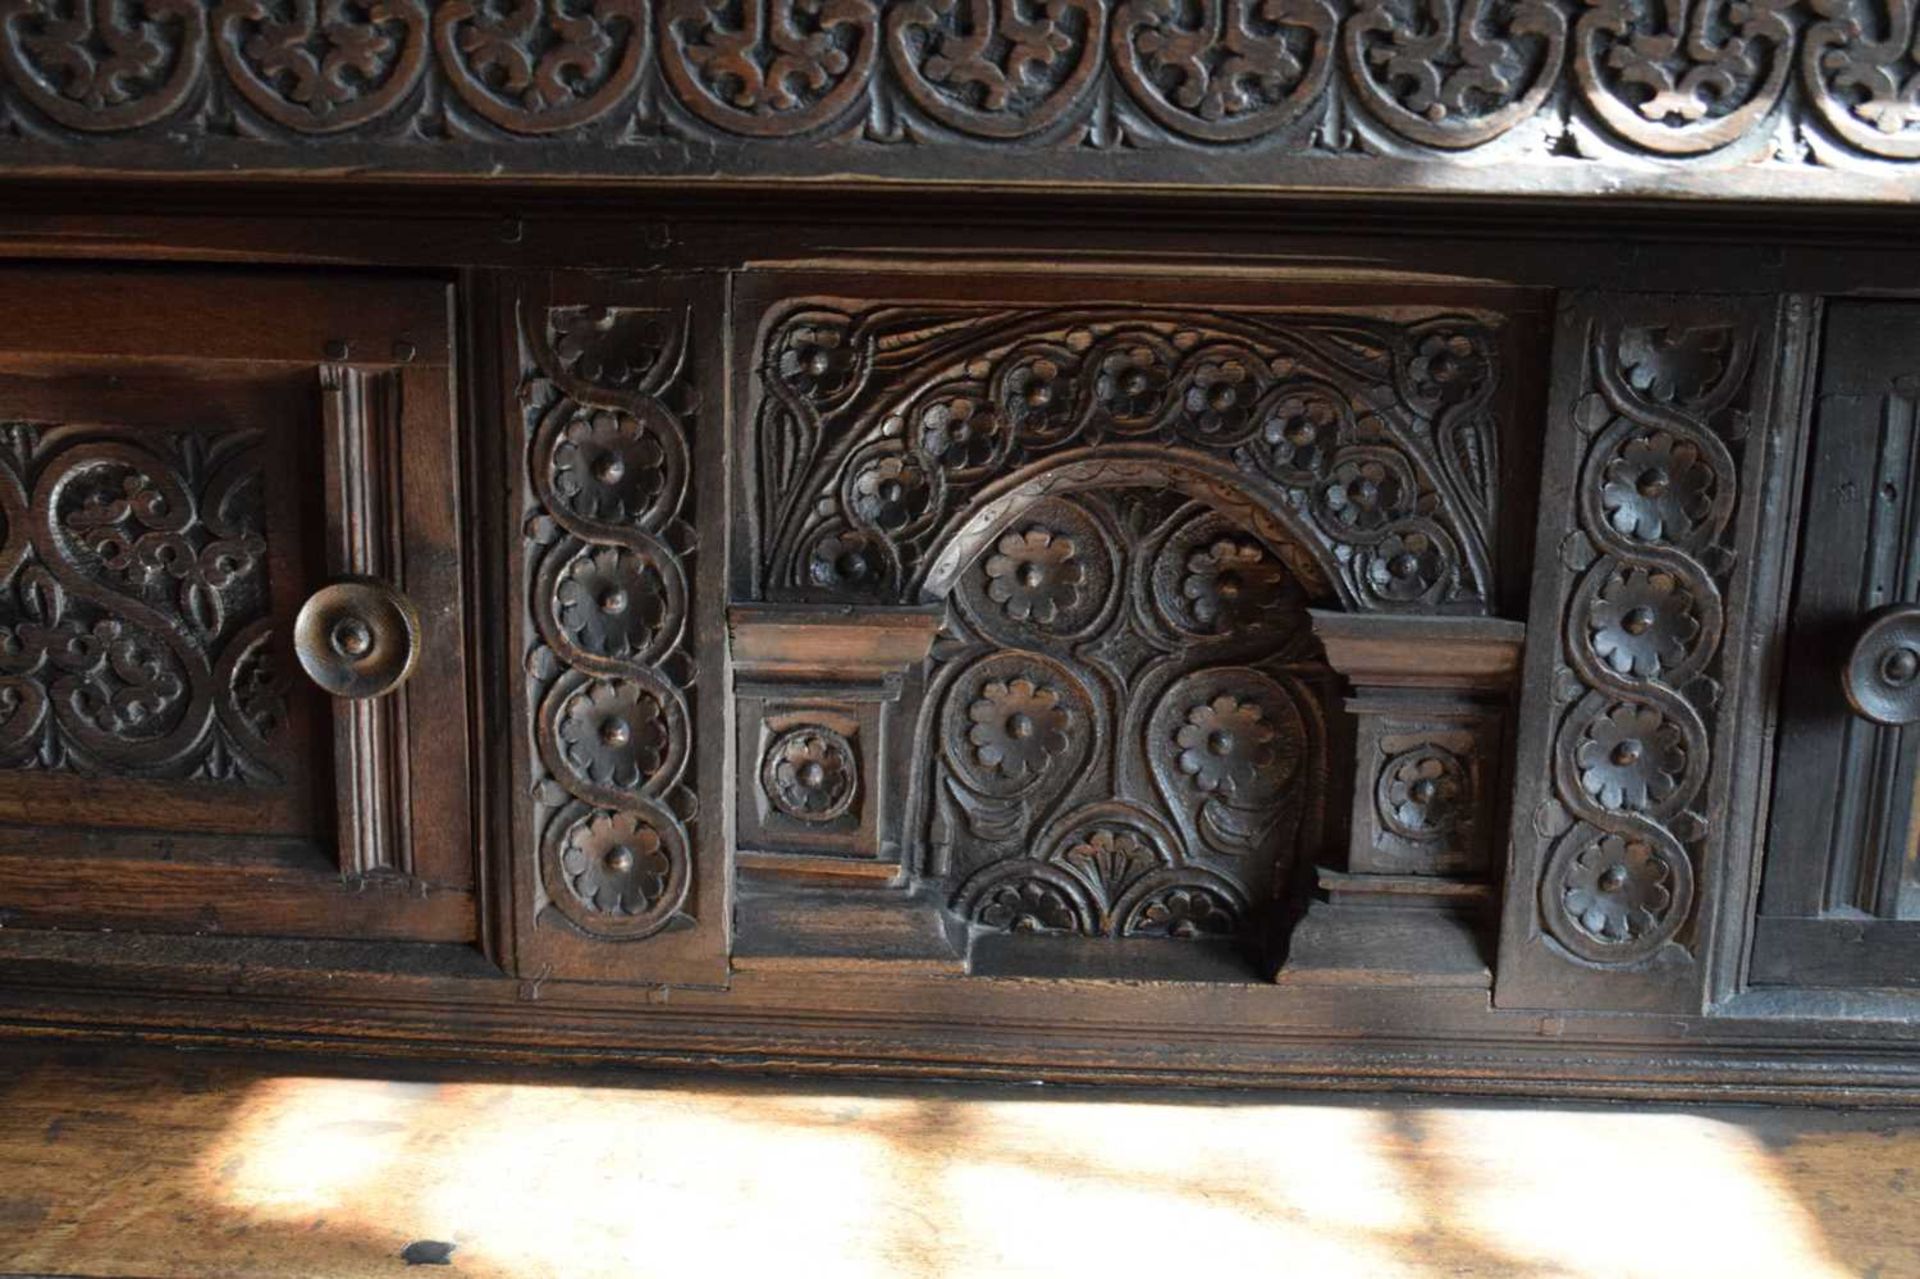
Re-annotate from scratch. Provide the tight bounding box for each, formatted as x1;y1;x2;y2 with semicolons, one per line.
433;0;648;133
1573;0;1795;154
658;0;879;135
214;0;432;133
0;0;209;130
886;0;1106;137
1803;0;1920;159
1112;0;1341;142
1346;0;1569;148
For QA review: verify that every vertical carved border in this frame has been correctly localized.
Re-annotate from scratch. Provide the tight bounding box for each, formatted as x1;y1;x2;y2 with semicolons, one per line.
1496;291;1813;1012
507;275;730;986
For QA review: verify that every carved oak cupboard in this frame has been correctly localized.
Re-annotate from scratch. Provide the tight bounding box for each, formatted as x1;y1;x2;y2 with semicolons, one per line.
0;0;1919;1102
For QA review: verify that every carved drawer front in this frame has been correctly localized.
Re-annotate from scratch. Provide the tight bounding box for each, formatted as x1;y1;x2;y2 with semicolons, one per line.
0;268;472;942
728;270;1539;976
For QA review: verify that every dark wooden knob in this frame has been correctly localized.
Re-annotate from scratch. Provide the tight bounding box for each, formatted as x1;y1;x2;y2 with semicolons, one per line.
1843;603;1920;727
294;580;420;700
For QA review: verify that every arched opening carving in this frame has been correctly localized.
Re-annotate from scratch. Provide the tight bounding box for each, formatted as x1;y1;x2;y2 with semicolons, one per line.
906;481;1334;949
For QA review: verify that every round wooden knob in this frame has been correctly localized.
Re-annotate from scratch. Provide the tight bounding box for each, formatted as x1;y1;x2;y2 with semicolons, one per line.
294;580;420;699
1843;603;1920;727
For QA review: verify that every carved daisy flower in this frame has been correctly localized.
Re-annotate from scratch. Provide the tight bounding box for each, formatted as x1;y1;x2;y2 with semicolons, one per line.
765;729;857;821
1260;391;1341;476
550;409;665;521
848;455;932;531
1601;432;1715;543
1176;695;1278;799
555;547;664;658
983;527;1085;625
1560;834;1673;945
1180;538;1287;632
966;677;1071;780
1576;703;1686;812
807;531;888;594
1322;458;1406;531
774;321;857;401
560;812;671;917
1590;567;1699;677
557;679;669;789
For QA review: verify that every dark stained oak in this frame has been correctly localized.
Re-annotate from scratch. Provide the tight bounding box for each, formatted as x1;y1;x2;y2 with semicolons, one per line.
0;186;1910;1104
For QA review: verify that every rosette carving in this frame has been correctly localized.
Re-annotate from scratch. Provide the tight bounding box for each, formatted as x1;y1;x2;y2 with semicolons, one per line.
523;294;697;941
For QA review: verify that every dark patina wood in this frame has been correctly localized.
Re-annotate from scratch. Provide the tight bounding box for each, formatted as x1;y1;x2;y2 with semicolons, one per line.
0;137;1911;1100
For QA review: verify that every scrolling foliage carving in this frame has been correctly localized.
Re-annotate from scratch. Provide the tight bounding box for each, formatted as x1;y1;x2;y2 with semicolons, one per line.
0;420;287;783
520;299;700;941
1534;312;1755;964
9;1;1920;184
754;303;1502;616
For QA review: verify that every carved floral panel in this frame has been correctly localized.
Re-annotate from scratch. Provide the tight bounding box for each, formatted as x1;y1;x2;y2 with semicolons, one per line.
3;1;1920;191
0;419;288;783
519;299;702;942
918;486;1333;942
1512;297;1806;983
753;302;1504;617
746;294;1513;945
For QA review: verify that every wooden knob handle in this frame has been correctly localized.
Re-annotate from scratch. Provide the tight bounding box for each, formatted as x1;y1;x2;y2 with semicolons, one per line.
1844;603;1920;727
294;579;420;700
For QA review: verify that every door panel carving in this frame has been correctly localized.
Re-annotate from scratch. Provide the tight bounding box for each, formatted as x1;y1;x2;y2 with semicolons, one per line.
0;268;474;943
0;418;286;786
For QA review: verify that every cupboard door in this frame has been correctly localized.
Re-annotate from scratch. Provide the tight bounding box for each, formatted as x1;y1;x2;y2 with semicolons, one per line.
1755;301;1920;988
0;267;472;942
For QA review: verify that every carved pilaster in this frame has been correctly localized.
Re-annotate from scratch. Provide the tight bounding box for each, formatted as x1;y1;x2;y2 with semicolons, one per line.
1496;291;1814;1012
1311;611;1524;901
730;604;941;882
508;277;730;986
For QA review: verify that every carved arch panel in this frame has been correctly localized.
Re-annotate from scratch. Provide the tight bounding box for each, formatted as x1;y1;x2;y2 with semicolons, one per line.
733;277;1526;961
